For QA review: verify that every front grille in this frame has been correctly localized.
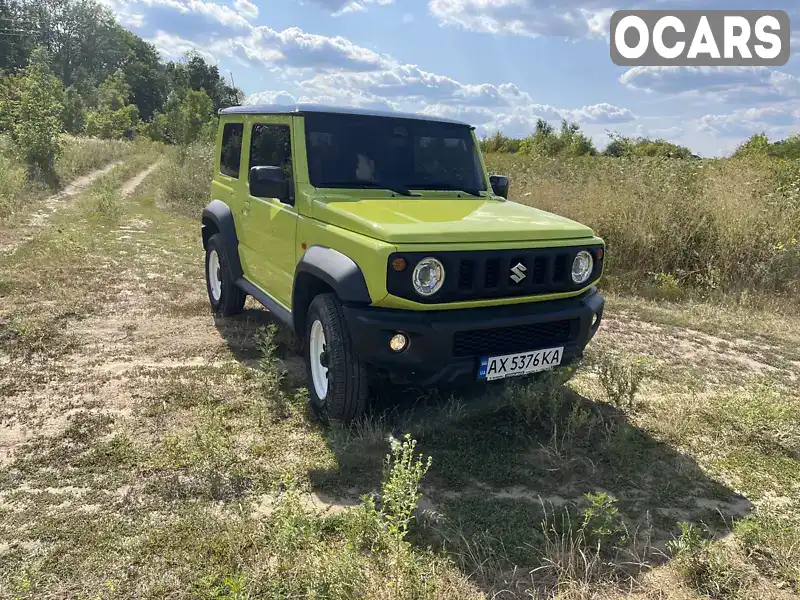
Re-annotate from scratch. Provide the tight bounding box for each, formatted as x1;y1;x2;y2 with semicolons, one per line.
386;246;603;304
452;319;579;358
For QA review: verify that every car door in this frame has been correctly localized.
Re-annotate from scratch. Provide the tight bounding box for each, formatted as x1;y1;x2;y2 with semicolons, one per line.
213;119;245;225
239;116;298;308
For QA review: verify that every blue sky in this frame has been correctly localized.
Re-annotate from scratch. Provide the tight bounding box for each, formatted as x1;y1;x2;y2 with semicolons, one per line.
103;0;800;156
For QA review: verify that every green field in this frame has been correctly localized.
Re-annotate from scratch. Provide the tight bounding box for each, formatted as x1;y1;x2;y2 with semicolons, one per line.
1;145;798;599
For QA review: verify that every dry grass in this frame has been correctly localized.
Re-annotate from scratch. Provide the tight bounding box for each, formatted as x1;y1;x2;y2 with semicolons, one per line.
485;153;800;305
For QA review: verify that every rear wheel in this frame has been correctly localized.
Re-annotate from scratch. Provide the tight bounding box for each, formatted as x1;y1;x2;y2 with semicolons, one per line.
305;293;369;422
205;233;245;316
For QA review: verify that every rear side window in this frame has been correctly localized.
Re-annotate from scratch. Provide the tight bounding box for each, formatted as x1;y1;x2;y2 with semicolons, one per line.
250;124;292;175
220;123;243;178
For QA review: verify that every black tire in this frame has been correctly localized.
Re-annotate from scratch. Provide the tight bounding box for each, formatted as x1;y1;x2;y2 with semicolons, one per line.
205;233;245;316
305;293;369;423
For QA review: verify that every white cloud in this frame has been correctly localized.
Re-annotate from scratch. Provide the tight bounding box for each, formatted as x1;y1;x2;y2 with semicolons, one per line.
567;102;635;124
233;0;258;19
428;0;800;42
303;0;394;16
427;0;619;39
299;65;536;107
235;26;387;70
696;106;799;137
98;0;146;27
620;66;800;104
244;89;398;111
128;0;252;27
147;30;218;62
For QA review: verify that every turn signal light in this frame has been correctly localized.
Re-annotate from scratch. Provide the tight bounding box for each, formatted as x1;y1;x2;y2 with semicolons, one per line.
392;257;407;271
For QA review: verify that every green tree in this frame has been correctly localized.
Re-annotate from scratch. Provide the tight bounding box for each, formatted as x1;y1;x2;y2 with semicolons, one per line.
480;131;522;153
172;89;214;145
519;119;596;157
603;133;693;159
61;86;86;134
0;48;64;180
733;133;771;157
120;32;167;121
84;69;139;139
97;69;131;111
166;51;242;113
768;134;800;159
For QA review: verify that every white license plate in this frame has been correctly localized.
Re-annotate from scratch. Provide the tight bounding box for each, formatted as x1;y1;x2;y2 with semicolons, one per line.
478;346;564;381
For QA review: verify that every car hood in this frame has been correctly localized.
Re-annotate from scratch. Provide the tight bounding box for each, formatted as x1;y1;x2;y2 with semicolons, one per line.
312;195;595;244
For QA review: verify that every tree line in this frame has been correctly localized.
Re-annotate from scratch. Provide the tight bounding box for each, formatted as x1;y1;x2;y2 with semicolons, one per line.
479;120;696;159
480;118;800;160
0;0;243;178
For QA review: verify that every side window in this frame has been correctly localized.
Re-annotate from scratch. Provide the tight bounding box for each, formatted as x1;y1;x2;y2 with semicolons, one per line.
220;123;243;178
250;124;293;203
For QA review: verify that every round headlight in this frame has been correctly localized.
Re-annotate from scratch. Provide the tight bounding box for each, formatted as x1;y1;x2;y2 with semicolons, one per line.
571;250;594;284
412;257;445;297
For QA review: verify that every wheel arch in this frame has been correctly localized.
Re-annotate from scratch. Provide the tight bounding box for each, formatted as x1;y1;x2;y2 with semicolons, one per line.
292;246;371;336
201;199;243;280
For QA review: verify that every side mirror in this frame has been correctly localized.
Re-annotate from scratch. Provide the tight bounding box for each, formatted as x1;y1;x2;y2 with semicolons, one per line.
490;174;509;199
250;166;291;203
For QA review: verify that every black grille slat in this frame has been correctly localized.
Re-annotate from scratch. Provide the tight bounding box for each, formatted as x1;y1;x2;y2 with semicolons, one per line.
532;257;546;285
553;254;568;282
484;258;501;288
452;319;578;357
458;260;475;290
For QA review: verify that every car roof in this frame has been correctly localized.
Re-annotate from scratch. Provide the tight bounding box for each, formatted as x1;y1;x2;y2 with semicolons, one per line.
218;104;473;128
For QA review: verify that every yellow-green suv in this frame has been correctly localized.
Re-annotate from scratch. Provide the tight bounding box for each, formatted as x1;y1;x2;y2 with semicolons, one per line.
202;105;605;422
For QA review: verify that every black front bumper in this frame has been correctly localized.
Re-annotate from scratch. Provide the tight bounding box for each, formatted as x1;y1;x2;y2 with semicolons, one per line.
342;287;604;386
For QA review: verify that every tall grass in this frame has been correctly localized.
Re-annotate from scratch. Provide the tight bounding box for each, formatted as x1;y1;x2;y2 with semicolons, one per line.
0;135;144;220
148;142;214;217
55;136;145;182
486;153;800;304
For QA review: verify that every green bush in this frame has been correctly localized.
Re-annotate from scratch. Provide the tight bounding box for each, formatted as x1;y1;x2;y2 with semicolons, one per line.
518;119;596;157
603;133;693;159
480;131;522;153
0;50;64;180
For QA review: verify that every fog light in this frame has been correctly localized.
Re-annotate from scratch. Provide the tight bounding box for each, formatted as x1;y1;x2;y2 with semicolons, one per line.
389;333;408;352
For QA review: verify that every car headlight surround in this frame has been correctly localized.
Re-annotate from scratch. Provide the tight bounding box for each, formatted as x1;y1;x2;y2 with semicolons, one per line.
412;257;445;297
571;250;594;284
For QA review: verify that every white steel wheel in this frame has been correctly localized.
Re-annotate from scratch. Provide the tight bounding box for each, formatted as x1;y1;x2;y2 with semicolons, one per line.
207;249;222;302
309;319;329;400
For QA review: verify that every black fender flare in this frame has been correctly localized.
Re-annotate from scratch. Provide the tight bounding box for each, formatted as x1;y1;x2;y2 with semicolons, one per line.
293;246;371;334
201;199;243;281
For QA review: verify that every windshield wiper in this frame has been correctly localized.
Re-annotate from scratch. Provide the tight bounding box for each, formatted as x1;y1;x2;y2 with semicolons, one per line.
406;183;483;197
317;181;418;197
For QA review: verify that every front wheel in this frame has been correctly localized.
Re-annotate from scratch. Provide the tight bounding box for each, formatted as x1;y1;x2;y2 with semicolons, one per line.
305;293;369;423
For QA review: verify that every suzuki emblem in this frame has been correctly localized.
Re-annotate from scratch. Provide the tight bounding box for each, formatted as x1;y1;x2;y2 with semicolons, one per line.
510;262;527;283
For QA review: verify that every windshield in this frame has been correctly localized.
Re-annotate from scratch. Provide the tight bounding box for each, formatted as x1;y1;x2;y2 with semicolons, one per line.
304;113;487;194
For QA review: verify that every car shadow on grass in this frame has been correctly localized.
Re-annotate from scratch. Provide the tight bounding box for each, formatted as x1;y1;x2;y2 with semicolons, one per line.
307;379;752;593
212;303;304;374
